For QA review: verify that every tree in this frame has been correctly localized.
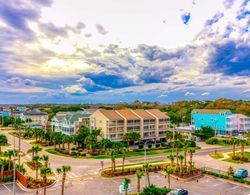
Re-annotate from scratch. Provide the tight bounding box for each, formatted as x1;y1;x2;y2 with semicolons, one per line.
57;165;71;195
4;149;16;170
42;155;49;168
166;131;173;144
65;135;74;153
187;148;195;165
33;128;44;143
120;147;129;173
167;154;175;167
136;169;144;193
140;184;170;195
165;166;173;189
40;167;52;195
178;155;184;176
123;178;131;195
143;162;152;187
230;138;239;158
100;138;112;150
194;126;214;140
107;149;117;176
32;155;41;180
84;134;97;153
227;166;234;177
123;132;140;150
28;145;42;159
0;158;9;178
0;134;8;153
183;140;191;166
239;139;248;157
172;140;182;166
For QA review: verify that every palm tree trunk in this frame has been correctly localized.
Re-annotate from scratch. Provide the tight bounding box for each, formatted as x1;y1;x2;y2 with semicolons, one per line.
168;175;170;188
44;176;47;195
113;159;116;172
137;178;140;193
1;166;4;179
147;172;150;186
184;149;187;166
8;158;11;171
68;143;70;153
233;144;235;157
176;148;179;166
62;175;65;195
36;165;38;180
190;153;193;164
122;157;125;173
0;146;2;154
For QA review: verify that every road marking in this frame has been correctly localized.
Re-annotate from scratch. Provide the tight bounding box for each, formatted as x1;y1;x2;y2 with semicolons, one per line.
213;181;224;187
3;184;11;192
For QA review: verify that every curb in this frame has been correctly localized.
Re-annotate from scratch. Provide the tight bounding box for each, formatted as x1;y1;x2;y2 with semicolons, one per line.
16;180;58;192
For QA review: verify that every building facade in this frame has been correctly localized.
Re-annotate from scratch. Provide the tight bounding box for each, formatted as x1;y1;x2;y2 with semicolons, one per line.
90;109;170;141
20;111;48;128
51;112;91;135
192;109;250;135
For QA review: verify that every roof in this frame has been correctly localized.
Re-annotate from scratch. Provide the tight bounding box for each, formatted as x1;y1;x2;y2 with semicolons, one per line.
147;109;169;119
116;109;140;120
193;109;231;114
132;109;156;119
23;111;47;116
66;113;90;122
99;109;124;120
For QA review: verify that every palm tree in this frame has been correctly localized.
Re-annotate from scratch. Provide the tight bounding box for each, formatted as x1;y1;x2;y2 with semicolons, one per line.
230;138;239;158
0;134;8;153
42;155;49;168
28;145;42;159
178;155;184;176
100;138;112;150
0;158;9;178
143;162;152;187
183;140;191;166
136;169;144;194
4;149;16;170
167;154;175;167
166;130;173;143
239;139;248;157
107;149;117;176
84;134;96;153
56;165;71;195
55;132;63;150
165;166;174;189
172;140;182;166
187;148;196;165
40;167;52;195
123;178;131;195
65;135;74;153
120;147;129;173
32;155;41;180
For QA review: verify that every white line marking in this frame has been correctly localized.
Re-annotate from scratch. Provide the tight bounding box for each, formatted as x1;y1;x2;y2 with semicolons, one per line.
3;184;11;192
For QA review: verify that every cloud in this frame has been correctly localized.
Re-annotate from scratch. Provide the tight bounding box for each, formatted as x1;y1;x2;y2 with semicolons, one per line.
77;77;94;87
63;85;87;96
201;92;210;96
157;94;168;98
185;92;195;96
223;0;235;9
96;24;108;35
206;12;224;26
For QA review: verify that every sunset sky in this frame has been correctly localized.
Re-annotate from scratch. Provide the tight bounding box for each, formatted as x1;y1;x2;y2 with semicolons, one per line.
0;0;249;104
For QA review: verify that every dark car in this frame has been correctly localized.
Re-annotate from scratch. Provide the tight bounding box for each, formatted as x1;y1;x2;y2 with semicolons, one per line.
234;168;248;179
168;189;188;195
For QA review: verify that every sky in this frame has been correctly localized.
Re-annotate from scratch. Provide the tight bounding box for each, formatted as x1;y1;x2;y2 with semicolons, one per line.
0;0;249;104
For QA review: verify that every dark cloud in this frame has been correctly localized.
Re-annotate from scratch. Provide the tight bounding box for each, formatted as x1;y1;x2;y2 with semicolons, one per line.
208;41;250;76
206;12;224;26
96;24;108;35
223;0;235;9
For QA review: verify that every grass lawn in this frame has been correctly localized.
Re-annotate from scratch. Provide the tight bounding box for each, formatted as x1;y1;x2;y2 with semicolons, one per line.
0;127;15;131
210;152;224;159
45;148;86;158
223;152;250;164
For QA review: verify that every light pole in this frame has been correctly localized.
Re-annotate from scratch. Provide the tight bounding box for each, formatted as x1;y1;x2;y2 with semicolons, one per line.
13;157;17;195
144;140;151;187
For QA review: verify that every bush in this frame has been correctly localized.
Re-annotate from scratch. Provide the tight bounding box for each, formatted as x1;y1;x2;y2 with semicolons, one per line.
206;137;218;144
140;184;170;195
232;156;241;160
185;140;196;147
138;145;144;149
148;144;152;149
156;144;161;148
81;153;86;156
240;156;248;162
0;176;13;182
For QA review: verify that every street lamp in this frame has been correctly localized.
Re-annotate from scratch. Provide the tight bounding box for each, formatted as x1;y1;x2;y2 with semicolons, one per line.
144;139;151;187
12;157;18;195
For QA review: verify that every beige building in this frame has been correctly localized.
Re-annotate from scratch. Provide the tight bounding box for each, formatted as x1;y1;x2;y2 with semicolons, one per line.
20;111;48;128
90;109;170;141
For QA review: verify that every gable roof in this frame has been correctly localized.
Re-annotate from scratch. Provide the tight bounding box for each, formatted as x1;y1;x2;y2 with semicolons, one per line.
99;109;124;120
132;109;156;119
147;109;169;119
116;109;140;120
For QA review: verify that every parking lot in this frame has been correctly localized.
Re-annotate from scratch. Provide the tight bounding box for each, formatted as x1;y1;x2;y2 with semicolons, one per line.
0;182;26;195
74;173;250;195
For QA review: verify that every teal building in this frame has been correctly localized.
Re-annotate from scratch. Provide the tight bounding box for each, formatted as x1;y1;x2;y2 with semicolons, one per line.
191;109;237;135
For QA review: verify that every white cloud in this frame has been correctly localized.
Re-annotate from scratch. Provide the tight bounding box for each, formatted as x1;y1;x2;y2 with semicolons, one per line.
157;94;168;98
201;92;210;96
64;85;87;95
185;92;195;96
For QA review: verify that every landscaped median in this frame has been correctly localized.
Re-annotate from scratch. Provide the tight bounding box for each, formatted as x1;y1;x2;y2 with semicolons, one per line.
101;160;169;177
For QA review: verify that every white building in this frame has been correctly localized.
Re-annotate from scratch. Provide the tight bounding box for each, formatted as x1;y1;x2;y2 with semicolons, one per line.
20;111;48;128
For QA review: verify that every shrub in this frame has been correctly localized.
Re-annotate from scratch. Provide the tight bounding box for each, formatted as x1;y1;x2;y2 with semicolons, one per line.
185;140;196;147
148;144;152;149
140;184;170;195
206;137;218;144
1;176;13;182
70;151;77;156
156;144;161;148
138;145;144;149
161;143;168;147
240;156;248;162
81;153;86;156
232;156;241;160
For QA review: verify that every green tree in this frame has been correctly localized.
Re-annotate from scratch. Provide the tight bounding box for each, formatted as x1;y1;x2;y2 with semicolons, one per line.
28;145;42;159
143;162;152;187
4;149;16;170
42;155;49;168
123;132;140;150
183;140;191;166
0;158;9;178
178;155;184;176
140;184;170;195
120;147;129;173
230;138;239;158
167;154;175;167
100;138;112;150
187;148;195;165
107;149;117;176
239;139;248;157
172;140;182;166
123;178;131;195
164;166;174;189
57;165;71;195
40;167;52;195
32;155;41;180
194;126;214;140
136;169;144;193
0;134;8;154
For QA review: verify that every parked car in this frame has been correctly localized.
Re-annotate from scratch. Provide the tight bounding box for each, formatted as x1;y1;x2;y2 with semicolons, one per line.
168;189;188;195
234;168;248;179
